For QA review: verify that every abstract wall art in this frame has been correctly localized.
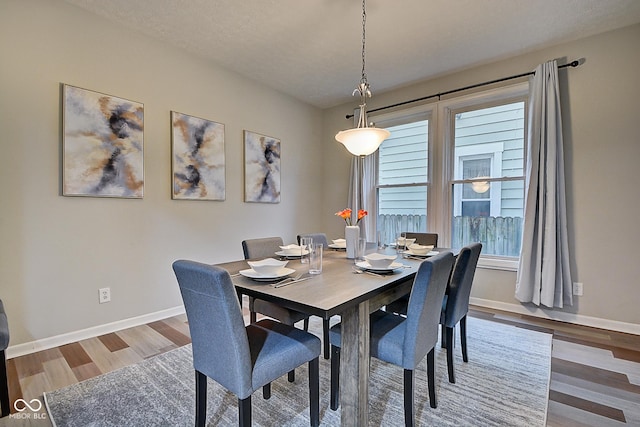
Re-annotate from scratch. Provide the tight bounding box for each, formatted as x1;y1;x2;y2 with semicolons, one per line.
171;111;225;200
63;84;144;198
244;130;281;203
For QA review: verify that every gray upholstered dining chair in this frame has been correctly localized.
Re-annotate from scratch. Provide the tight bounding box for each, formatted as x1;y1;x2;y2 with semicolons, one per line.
404;232;438;247
328;252;455;425
0;299;9;417
242;237;312;380
440;242;482;383
385;233;439;316
173;260;321;427
242;237;311;329
296;233;329;249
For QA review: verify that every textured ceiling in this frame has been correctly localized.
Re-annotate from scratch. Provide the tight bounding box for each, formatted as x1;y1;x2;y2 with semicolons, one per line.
64;0;640;109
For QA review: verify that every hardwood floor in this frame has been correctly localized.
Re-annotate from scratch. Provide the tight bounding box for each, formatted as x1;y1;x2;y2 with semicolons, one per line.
2;300;639;426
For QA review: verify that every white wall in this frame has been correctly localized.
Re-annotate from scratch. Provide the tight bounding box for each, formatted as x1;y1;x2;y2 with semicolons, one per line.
323;24;640;329
0;0;325;347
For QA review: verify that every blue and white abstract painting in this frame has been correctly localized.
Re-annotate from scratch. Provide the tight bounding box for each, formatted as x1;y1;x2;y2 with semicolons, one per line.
244;130;281;203
63;84;144;198
172;112;225;200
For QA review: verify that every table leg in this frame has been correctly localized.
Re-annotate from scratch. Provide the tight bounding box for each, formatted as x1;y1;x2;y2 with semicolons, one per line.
340;300;370;426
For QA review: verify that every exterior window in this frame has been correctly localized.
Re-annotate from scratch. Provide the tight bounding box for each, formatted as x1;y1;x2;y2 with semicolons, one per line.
460;157;491;217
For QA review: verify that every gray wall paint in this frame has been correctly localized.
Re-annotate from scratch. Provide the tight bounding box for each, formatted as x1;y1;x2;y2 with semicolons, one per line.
2;0;639;348
1;0;324;346
323;24;640;326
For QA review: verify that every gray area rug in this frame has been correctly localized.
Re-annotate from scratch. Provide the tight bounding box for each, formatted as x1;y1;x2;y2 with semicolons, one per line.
44;317;551;426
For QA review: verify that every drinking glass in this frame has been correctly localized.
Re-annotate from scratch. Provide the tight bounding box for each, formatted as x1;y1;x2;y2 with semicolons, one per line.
396;232;407;254
300;237;313;263
355;238;367;263
309;243;323;274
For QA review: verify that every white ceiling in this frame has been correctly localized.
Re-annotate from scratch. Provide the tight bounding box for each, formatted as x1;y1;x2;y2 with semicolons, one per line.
64;0;640;109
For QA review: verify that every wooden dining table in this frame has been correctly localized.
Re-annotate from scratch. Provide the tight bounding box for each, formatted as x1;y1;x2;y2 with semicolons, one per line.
216;247;449;426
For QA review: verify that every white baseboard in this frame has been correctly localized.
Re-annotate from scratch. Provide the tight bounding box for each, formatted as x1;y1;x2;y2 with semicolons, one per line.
7;305;186;359
470;297;640;336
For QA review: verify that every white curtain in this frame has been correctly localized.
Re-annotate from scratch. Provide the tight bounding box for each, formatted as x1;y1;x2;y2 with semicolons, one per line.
347;155;376;242
515;60;573;308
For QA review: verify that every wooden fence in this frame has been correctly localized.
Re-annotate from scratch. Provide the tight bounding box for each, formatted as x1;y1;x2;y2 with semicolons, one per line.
378;214;522;257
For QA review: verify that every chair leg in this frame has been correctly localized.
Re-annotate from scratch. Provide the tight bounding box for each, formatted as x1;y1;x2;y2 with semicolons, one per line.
403;369;415;427
303;318;310;331
262;383;271;400
440;323;446;348
446;326;455;383
427;348;437;408
195;370;207;427
308;358;319;427
330;345;340;410
250;311;257;324
460;315;468;362
288;370;295;382
323;319;330;359
238;395;251;427
0;350;9;418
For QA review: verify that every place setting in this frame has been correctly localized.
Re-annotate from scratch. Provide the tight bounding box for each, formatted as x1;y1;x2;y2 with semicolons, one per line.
238;258;314;288
353;253;408;276
402;243;440;260
328;238;347;250
274;244;309;259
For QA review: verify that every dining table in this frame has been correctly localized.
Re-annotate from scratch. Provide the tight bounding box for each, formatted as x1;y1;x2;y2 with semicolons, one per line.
216;245;452;426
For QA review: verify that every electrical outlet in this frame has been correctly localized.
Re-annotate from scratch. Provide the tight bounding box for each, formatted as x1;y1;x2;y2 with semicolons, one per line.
572;282;583;296
99;287;111;304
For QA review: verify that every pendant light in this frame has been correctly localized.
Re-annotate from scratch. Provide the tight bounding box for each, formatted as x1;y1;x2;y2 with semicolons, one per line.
335;0;390;156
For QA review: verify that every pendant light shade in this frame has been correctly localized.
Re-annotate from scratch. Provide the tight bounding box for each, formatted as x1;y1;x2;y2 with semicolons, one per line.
336;127;390;156
335;0;389;156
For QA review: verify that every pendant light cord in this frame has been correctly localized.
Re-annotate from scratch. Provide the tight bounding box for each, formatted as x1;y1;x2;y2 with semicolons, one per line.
360;0;367;86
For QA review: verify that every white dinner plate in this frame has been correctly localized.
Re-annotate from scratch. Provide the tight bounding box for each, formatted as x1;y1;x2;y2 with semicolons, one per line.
404;250;439;257
239;267;296;281
275;250;309;257
328;244;346;249
355;261;404;272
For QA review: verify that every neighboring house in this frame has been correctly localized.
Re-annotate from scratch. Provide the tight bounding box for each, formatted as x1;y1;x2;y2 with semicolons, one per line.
377;100;526;256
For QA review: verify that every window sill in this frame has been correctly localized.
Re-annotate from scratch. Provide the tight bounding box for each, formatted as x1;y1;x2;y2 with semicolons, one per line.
477;256;518;272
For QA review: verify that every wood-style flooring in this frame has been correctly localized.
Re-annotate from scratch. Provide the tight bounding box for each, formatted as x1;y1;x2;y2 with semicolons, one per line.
2;300;639;426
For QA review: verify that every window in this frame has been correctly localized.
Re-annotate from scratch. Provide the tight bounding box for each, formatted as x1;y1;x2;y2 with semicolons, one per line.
371;83;528;270
374;111;430;246
447;99;526;262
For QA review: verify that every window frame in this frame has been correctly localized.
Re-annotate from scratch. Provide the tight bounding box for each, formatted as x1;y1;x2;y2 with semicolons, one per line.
370;82;528;271
438;83;528;270
373;105;435;232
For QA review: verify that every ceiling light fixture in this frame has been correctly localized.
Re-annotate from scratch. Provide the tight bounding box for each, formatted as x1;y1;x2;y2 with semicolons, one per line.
335;0;390;156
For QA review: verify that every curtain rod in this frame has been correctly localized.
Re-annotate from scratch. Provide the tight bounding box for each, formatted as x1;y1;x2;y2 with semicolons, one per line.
345;59;581;119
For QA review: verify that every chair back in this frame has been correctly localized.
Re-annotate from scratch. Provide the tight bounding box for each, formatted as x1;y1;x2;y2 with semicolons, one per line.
442;243;482;327
403;251;455;368
172;260;253;397
0;300;8;351
297;233;329;249
242;237;284;260
404;232;438;246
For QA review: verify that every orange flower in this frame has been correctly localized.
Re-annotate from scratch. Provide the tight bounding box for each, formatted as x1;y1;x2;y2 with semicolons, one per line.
335;208;367;226
335;208;352;221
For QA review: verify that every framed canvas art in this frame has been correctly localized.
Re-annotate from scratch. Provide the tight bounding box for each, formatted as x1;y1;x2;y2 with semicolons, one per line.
171;111;225;200
62;84;144;198
244;130;281;203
